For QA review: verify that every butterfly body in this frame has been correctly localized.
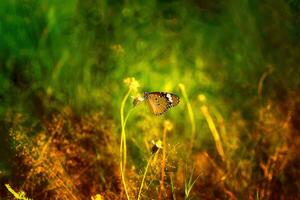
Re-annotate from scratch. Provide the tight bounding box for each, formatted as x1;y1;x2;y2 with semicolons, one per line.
143;92;180;115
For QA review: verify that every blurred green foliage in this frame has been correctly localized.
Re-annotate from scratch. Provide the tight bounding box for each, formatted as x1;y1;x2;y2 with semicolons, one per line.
0;0;299;152
1;0;299;115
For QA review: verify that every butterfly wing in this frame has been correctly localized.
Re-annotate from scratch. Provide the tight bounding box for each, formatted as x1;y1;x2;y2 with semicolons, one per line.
145;92;170;115
167;93;180;107
144;92;180;115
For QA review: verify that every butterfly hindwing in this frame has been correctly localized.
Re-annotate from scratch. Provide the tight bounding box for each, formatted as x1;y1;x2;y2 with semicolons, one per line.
144;92;180;115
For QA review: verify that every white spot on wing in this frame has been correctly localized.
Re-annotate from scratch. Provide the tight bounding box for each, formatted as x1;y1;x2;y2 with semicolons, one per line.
166;93;173;103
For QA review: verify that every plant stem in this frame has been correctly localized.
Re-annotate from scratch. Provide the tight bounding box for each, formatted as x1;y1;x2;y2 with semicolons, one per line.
137;155;153;200
120;88;131;200
179;84;196;154
201;105;225;161
158;125;168;200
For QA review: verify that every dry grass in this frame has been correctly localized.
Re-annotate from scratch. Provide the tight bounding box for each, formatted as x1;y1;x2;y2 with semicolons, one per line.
4;108;120;199
2;91;300;199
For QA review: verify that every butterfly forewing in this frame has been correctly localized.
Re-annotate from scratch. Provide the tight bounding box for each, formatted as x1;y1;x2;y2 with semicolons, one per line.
170;94;180;107
144;92;180;115
146;93;170;115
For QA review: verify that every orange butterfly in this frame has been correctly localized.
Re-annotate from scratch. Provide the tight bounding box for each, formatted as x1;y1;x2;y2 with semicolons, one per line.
134;92;180;115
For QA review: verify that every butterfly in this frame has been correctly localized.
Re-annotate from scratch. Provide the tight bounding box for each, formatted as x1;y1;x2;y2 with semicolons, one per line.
134;92;180;115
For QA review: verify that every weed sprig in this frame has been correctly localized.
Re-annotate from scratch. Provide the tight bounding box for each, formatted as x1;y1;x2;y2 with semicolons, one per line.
120;77;139;199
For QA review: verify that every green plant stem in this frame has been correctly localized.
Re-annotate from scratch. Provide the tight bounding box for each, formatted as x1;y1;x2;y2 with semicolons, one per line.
170;174;176;200
179;84;196;153
137;155;153;200
120;88;132;200
184;165;201;200
124;109;133;127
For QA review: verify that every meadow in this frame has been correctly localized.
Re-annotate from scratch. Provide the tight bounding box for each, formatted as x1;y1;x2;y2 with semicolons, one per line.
1;0;300;199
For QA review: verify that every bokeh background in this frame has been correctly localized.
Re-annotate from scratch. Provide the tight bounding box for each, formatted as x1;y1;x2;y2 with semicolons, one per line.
1;0;300;199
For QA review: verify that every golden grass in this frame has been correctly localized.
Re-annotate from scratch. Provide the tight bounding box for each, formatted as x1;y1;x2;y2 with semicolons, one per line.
200;105;225;161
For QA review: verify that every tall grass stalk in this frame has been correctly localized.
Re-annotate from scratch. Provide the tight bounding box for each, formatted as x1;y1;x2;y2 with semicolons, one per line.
170;174;176;200
120;88;131;200
179;83;196;153
119;77;139;200
184;165;201;200
137;155;153;200
158;125;167;200
158;121;173;200
200;105;225;160
214;111;229;149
